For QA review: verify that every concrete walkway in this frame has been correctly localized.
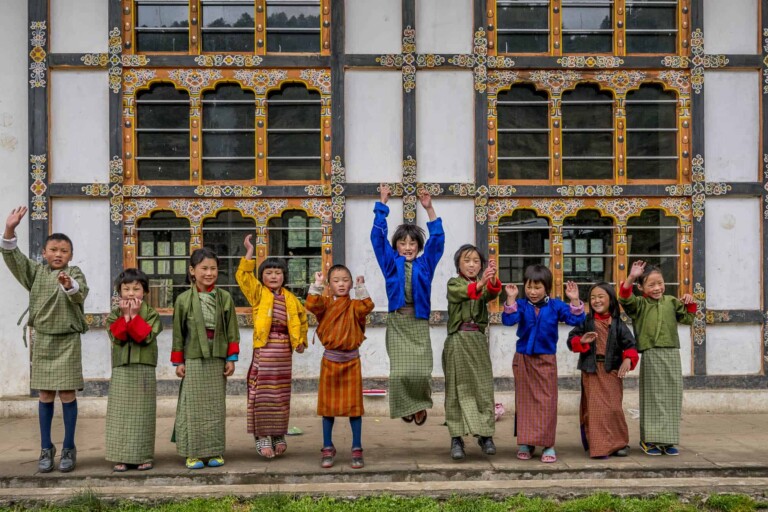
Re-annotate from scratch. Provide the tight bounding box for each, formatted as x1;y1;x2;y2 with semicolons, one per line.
1;409;768;502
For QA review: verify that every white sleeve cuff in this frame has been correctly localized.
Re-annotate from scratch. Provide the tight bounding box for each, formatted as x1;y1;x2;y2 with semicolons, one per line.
308;283;324;295
355;284;370;300
61;277;80;295
0;237;17;250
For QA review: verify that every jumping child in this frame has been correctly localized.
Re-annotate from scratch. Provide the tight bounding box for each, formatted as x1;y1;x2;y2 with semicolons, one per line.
106;268;162;472
443;245;501;460
371;184;444;426
567;282;638;459
1;206;88;473
236;235;308;459
502;264;585;463
306;266;374;469
619;260;696;456
171;248;239;469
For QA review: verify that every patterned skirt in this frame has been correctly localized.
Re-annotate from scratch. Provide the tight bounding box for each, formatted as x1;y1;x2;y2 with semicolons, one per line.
106;364;157;464
247;341;292;436
442;330;495;438
580;363;628;457
172;357;227;458
31;331;83;391
639;348;682;445
318;356;363;417
513;352;558;447
385;310;433;418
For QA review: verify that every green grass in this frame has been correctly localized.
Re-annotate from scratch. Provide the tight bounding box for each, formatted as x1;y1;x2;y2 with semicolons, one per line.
2;492;765;512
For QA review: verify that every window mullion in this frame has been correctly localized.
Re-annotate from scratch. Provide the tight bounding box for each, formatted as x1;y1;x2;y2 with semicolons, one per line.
255;0;266;55
615;0;626;56
191;93;201;185
616;92;627;186
551;94;562;184
256;95;267;185
190;0;201;55
551;223;563;300
552;1;562;55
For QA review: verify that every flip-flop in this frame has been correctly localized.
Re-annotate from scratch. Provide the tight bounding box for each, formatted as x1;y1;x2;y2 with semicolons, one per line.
137;462;153;471
413;410;428;426
113;463;128;472
516;445;534;460
541;447;557;463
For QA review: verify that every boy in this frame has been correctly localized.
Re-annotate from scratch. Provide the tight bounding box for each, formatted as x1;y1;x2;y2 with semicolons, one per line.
1;206;89;473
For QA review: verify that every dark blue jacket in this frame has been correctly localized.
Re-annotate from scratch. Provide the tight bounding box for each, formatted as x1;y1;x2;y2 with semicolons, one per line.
501;298;585;355
370;202;445;320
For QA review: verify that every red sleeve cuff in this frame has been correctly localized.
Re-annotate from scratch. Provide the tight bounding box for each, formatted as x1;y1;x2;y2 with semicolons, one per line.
686;302;697;313
619;281;633;299
622;348;639;370
486;277;502;293
170;351;185;364
109;317;129;341
227;342;240;357
570;336;590;353
467;282;482;300
127;316;152;343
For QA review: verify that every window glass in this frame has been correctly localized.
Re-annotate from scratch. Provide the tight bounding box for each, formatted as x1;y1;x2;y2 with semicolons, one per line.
267;83;322;181
136;211;191;308
497;0;550;53
498;210;550;301
562;0;613;53
497;84;550;181
627;209;679;297
562;209;614;302
136;83;190;180
136;1;190;52
626;0;677;53
626;83;678;180
202;84;256;181
202;210;255;307
201;0;255;52
268;210;322;298
562;84;614;180
266;0;321;52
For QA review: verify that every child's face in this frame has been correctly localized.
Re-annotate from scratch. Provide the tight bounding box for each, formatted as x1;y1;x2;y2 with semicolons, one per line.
396;236;419;261
637;271;665;300
524;280;547;303
458;250;483;279
590;288;610;315
190;257;218;291
42;240;73;270
262;267;284;291
120;281;145;302
328;269;352;297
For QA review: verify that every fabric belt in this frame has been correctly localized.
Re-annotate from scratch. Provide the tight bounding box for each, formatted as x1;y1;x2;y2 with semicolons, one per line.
459;322;480;332
396;305;415;314
323;348;360;363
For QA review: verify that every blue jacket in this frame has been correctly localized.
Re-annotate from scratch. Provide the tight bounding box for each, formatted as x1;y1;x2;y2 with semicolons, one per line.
501;298;585;355
370;201;445;319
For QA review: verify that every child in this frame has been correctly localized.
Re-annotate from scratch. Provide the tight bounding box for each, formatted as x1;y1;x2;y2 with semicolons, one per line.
619;260;696;456
236;235;308;459
443;245;501;460
1;206;88;473
171;248;239;469
306;266;374;469
105;268;162;472
502;264;584;463
567;282;638;459
370;183;444;425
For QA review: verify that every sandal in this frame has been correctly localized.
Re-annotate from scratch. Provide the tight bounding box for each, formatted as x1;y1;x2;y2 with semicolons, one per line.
516;445;534;460
137;462;153;471
256;436;275;459
272;435;288;456
401;415;414;423
541;447;557;463
413;410;428;426
113;463;128;472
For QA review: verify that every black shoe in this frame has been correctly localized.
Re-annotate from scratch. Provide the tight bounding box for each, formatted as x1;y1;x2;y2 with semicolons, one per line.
613;445;630;457
450;437;465;460
38;446;56;473
478;436;496;455
59;448;76;472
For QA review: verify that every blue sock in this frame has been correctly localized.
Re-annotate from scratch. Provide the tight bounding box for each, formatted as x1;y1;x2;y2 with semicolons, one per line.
61;400;78;450
322;416;335;448
349;416;362;449
38;401;54;450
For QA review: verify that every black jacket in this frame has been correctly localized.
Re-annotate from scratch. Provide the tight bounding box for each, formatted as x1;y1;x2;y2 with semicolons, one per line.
567;316;637;373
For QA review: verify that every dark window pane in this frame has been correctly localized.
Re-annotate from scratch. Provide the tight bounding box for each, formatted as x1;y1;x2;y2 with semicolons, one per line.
627;34;676;53
201;3;255;51
203;105;255;130
203;4;255;28
498;160;550;180
267;32;320;52
202;32;255;52
626;104;676;128
627;131;676;157
136;4;189;52
267;104;321;128
563;210;614;301
627;209;679;297
138;211;190;308
498;210;550;300
138;132;190;157
267;5;320;28
499;133;549;158
203;160;254;181
563;132;613;157
137;4;189;28
562;6;612;31
203;210;255;307
137;160;189;181
137;104;190;129
563;103;614;128
268;159;320;181
268;132;319;157
498;85;549;129
626;159;677;180
498;34;549;53
498;5;549;28
267;83;321;181
268;210;322;297
626;5;676;29
266;3;320;52
136;32;189;52
563;34;612;53
563;160;613;180
203;132;255;158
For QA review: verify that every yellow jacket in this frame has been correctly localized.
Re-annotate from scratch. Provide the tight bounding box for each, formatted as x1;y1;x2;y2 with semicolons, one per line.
235;258;308;351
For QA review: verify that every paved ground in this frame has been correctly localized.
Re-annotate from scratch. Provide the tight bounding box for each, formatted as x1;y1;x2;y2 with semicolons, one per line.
1;407;768;502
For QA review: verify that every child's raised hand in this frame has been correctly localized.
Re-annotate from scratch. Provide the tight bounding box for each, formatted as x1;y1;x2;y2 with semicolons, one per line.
617;358;632;379
481;265;495;284
314;271;324;286
5;206;27;237
564;281;580;302
380;183;391;204
680;293;694;305
418;190;433;210
119;299;131;318
356;275;365;285
129;297;141;317
628;260;646;280
58;272;72;290
505;283;518;302
295;344;305;354
223;361;235;377
243;234;254;252
175;364;186;378
580;331;597;344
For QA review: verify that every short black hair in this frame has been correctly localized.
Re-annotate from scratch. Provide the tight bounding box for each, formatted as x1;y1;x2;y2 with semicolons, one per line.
587;281;620;318
258;257;288;283
637;264;663;286
453;244;486;274
327;264;351;280
391;224;426;253
114;268;149;294
188;247;219;283
524;264;553;295
45;233;73;251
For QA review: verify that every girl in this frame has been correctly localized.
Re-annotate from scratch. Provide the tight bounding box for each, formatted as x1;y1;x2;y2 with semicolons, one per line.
443;245;501;460
619;260;696;456
502;264;585;463
171;248;240;469
370;184;444;426
306;266;374;469
236;235;308;459
105;268;162;472
567;282;638;459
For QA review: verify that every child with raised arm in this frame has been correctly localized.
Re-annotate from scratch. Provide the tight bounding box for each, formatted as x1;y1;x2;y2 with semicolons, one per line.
567;282;638;459
1;206;88;473
502;264;585;463
443;245;502;460
236;235;308;459
370;184;445;426
306;266;374;469
106;268;162;472
620;260;696;456
171;248;239;469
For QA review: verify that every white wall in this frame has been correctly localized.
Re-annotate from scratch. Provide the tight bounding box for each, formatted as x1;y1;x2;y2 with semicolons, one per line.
416;0;473;55
707;325;763;375
50;0;108;54
345;0;401;54
703;0;758;55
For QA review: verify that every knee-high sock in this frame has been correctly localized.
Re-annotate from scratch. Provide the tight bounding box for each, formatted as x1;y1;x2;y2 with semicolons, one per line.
61;400;78;450
349;416;362;449
322;416;335;448
38;401;54;450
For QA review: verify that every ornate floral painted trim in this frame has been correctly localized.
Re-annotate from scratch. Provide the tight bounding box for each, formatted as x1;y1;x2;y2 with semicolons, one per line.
331;156;346;223
80;54;108;67
29;155;48;220
195;55;263;67
690;28;729;95
29;21;47;88
193;185;263;197
557;56;623;68
557;185;623;197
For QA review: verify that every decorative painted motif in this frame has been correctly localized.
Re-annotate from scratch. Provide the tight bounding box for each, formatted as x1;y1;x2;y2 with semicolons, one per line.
448;28;509;93
659;197;692;220
418;183;444;197
486;199;520;223
123;199;158;223
299;69;331;94
706;310;731;324
195;55;263;67
487;185;517;197
80;54;108;67
402;26;416;93
690;28;729;95
168;199;224;223
29;21;47;88
487;71;520;95
557;185;623;197
109;156;125;224
661;55;689;69
530;199;584;222
123;69;157;95
108;27;122;94
692;282;706;346
304;184;331;196
528;70;583;95
764;154;768;219
448;183;477;197
763;29;768;94
29;155;47;220
331;156;346;223
122;55;150;67
557;56;623;68
658;70;690;91
231;69;287;94
402;156;418;222
81;184;109;197
168;69;224;94
416;54;446;68
300;198;333;220
193;185;263;197
233;199;288;224
595;71;646;94
595;198;648;222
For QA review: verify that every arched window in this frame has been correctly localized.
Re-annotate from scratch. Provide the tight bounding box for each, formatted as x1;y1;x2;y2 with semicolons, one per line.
267;83;322;181
626;0;677;53
266;0;321;52
202;84;256;181
626;83;678;180
563;210;614;302
496;0;550;53
201;0;255;52
268;210;322;298
497;84;550;181
202;210;256;307
562;84;614;181
627;209;680;297
498;210;551;300
562;0;613;53
136;83;190;181
135;1;190;52
136;211;191;309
